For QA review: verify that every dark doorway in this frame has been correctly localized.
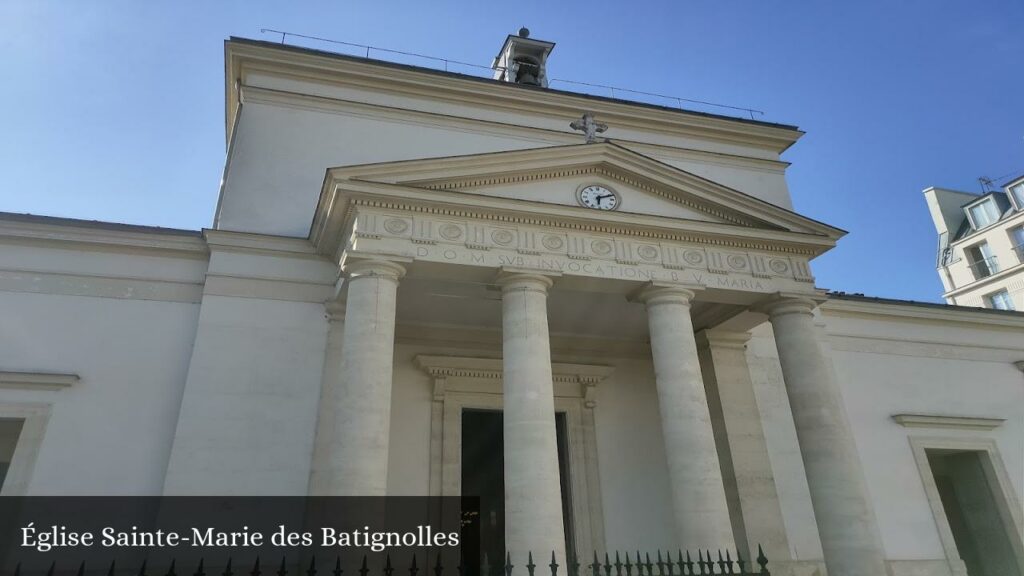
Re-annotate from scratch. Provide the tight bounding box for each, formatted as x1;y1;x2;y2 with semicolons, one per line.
927;450;1021;576
461;409;574;572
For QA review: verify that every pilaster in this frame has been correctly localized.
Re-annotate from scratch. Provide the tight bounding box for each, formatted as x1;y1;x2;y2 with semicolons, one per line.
695;329;791;568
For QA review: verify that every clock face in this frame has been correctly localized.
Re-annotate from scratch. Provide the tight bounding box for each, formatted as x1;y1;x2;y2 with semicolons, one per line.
578;185;619;210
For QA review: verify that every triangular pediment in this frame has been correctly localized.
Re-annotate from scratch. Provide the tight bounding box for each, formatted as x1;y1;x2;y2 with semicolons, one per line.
323;142;844;239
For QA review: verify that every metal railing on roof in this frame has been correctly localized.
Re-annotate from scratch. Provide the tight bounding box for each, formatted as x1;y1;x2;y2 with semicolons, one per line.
257;29;766;121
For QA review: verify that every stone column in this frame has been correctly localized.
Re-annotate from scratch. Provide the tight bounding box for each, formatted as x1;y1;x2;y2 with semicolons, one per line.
761;297;887;576
696;329;791;565
309;258;405;496
497;270;566;565
635;284;735;551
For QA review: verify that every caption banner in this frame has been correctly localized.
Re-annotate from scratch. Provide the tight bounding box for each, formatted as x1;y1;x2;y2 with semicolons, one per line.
0;497;477;576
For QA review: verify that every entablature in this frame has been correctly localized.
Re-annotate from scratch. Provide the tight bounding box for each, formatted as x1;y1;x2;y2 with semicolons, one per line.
340;202;818;295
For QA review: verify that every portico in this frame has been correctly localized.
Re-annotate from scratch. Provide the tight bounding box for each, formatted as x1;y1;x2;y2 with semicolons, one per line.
300;142;888;574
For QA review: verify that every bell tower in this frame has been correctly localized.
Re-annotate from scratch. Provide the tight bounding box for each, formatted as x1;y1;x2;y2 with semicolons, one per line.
492;27;555;88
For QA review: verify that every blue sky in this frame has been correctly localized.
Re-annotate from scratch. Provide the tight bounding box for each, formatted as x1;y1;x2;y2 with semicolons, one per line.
2;1;1021;302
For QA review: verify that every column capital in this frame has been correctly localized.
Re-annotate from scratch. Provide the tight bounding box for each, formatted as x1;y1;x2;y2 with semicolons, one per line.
495;267;557;294
324;301;346;323
343;257;408;281
695;328;752;351
753;293;824;318
630;282;703;307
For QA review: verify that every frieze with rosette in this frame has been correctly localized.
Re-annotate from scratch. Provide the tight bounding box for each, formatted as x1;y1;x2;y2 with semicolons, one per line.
353;210;815;285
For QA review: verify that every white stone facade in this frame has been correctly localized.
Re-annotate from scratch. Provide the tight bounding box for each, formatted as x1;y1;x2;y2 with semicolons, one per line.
1;37;1022;576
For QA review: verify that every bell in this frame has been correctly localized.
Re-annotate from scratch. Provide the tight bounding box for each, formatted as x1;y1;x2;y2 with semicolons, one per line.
515;62;540;86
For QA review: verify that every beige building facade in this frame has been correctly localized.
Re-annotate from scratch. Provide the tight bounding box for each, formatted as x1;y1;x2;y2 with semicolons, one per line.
925;176;1024;310
1;35;1023;576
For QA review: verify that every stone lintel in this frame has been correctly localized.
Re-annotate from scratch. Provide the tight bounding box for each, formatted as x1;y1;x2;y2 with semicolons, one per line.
892;414;1006;431
0;371;80;390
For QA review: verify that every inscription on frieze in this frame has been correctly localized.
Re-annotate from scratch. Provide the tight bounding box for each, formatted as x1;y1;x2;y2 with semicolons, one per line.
406;244;772;291
349;208;817;292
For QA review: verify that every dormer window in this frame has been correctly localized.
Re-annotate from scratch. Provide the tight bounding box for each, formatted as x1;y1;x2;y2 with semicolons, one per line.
1009;182;1024;211
967;199;1000;229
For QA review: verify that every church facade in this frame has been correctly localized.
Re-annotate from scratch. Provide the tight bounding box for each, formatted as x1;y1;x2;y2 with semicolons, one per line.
1;34;1022;576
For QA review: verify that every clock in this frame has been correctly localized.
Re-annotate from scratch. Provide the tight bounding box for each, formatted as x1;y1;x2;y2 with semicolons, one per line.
578;184;620;211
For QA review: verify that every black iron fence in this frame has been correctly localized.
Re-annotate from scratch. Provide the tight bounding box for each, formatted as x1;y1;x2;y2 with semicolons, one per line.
9;548;770;576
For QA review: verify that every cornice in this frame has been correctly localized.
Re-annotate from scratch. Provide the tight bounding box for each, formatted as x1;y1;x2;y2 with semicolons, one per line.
0;371;79;391
225;39;803;155
203;228;321;258
822;296;1024;330
892;414;1005;431
414;355;614;384
327;142;842;240
315;182;834;261
0;215;207;257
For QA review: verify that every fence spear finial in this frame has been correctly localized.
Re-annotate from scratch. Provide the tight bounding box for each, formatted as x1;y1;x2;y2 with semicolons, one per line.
756;545;768;574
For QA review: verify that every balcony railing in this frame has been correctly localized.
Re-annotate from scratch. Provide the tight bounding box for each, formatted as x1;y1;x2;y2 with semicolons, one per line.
968;256;999;280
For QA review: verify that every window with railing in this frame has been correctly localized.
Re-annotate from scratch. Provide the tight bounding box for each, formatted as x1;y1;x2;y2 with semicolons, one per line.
1011;226;1024;264
966;242;999;280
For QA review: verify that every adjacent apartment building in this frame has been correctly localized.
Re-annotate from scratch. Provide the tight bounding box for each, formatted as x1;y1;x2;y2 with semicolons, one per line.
925;175;1024;310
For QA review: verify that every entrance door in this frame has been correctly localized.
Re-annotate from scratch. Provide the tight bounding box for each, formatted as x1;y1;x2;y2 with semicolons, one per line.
461;409;574;571
927;449;1021;576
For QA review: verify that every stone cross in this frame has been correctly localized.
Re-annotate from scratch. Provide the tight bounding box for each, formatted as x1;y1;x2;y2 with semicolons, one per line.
569;112;608;143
